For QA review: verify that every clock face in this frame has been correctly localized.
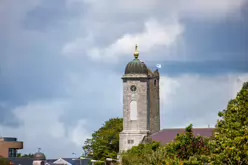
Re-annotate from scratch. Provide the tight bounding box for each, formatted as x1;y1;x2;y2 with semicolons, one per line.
130;85;137;92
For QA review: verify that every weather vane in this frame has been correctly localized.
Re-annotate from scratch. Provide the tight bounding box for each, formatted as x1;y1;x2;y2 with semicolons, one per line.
134;44;139;59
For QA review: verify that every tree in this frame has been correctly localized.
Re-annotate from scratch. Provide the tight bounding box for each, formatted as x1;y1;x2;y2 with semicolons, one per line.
208;82;248;164
17;153;35;158
83;118;123;161
165;124;210;161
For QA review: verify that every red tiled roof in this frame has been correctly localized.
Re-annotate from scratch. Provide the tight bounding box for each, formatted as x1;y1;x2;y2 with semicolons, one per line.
151;128;214;144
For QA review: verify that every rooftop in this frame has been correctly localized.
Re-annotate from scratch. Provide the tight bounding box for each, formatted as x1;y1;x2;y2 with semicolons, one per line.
0;137;18;142
151;128;214;144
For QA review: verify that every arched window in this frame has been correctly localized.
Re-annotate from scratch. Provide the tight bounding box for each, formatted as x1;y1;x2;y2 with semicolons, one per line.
130;101;137;120
154;79;157;86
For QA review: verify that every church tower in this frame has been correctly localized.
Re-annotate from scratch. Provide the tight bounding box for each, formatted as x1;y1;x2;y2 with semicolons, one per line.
119;45;160;153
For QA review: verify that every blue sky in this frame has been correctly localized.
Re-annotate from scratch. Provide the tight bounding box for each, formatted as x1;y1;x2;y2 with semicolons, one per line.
0;0;248;158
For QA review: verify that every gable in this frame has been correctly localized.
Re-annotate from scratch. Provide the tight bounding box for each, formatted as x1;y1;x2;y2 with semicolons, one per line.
47;158;91;165
53;158;72;165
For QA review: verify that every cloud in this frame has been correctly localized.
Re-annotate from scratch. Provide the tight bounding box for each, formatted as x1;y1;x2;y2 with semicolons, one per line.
178;0;245;19
70;120;90;147
13;100;67;138
74;0;245;18
63;0;246;63
1;100;91;158
0;0;41;32
0;0;248;159
63;19;184;62
159;73;248;128
59;70;123;128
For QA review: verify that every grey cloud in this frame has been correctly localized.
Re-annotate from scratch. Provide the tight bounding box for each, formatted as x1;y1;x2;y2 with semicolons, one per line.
0;104;20;127
0;0;248;158
22;0;78;31
160;74;247;128
180;11;248;62
59;68;123;131
61;0;248;65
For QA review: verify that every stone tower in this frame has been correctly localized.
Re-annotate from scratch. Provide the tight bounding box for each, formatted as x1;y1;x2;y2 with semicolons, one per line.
119;45;160;153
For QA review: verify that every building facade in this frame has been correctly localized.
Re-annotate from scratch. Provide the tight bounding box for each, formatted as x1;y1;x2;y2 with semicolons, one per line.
119;45;160;153
0;137;23;158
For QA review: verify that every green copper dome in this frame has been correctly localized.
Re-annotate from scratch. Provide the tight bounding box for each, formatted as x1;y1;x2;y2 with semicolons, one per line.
125;59;148;74
124;44;148;75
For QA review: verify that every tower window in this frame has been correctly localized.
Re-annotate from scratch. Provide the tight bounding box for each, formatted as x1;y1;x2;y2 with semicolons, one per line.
128;140;134;144
154;79;157;86
130;101;137;120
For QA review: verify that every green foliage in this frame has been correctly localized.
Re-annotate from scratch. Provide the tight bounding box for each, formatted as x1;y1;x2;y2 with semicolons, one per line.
18;153;35;158
122;124;211;165
165;124;210;161
83;118;123;161
0;158;10;165
94;162;105;165
207;82;248;164
122;141;165;165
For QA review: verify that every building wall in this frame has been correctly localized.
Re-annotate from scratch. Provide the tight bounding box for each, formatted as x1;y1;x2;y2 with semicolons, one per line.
119;132;148;152
149;71;160;134
119;75;150;153
0;138;23;158
119;69;161;153
33;160;45;165
122;79;148;131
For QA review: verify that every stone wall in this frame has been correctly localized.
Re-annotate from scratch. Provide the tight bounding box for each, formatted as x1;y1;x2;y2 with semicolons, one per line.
120;75;149;153
119;131;148;153
122;79;148;131
149;71;160;134
119;71;160;153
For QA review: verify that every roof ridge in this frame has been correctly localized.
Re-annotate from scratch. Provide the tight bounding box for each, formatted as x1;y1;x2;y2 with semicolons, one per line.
151;128;214;136
160;127;214;130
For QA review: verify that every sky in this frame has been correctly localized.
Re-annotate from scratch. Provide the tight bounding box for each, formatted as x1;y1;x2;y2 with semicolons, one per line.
0;0;248;159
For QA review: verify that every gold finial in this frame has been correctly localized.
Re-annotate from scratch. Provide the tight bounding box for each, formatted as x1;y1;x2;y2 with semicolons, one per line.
134;44;139;59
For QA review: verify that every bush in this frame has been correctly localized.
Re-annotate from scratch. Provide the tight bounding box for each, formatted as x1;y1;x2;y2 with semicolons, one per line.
0;158;10;165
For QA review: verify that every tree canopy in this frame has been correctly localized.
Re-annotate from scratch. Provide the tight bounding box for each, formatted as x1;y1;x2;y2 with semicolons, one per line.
208;82;248;164
17;153;34;158
83;118;123;161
